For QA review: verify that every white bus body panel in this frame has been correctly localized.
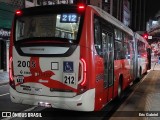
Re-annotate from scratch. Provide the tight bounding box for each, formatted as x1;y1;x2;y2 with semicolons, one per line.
12;46;80;97
10;87;95;111
11;44;96;111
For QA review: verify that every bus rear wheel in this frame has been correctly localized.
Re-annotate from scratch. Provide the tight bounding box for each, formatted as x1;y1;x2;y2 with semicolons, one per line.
139;67;142;77
117;80;123;99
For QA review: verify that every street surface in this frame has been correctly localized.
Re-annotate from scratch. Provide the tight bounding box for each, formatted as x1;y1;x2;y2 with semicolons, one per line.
0;77;144;120
0;84;33;112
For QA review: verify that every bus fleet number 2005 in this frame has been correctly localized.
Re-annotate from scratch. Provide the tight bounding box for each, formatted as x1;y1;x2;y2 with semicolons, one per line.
17;61;36;68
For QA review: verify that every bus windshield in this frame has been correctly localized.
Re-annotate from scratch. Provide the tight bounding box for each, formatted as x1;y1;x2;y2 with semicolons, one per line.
15;13;81;41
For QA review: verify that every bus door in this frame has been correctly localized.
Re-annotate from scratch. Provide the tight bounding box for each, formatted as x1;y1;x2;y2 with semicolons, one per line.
147;48;151;69
129;40;135;81
133;38;138;80
102;28;114;102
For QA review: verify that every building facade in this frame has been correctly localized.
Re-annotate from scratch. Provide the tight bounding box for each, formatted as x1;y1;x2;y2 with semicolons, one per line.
0;0;146;71
130;0;146;31
0;0;24;71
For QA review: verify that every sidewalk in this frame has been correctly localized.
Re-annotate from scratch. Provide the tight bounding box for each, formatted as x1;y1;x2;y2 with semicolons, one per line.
0;71;9;85
110;70;160;120
151;62;160;70
109;62;160;120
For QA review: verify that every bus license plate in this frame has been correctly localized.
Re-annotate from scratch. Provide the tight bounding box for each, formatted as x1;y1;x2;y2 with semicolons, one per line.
63;73;76;85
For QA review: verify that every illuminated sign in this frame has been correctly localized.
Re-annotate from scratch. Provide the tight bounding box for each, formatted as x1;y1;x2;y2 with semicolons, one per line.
0;28;11;40
59;0;69;4
148;36;152;39
60;13;78;23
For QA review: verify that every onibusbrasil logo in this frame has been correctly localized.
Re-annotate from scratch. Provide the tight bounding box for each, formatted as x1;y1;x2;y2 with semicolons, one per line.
2;112;42;118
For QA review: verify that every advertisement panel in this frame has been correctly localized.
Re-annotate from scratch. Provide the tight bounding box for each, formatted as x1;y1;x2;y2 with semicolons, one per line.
0;28;11;40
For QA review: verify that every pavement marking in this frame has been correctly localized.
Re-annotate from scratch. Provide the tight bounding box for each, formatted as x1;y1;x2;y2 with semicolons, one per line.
0;81;9;86
0;84;8;88
0;93;10;97
1;116;11;120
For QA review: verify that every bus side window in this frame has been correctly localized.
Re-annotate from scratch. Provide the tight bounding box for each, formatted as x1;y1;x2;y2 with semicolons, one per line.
94;18;102;56
115;41;123;59
138;41;145;56
114;28;124;59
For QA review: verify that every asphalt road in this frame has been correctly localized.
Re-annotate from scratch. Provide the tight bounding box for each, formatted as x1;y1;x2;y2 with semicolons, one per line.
0;84;36;119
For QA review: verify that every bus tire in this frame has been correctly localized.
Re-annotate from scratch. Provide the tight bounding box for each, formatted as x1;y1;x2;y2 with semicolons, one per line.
136;67;142;82
117;77;123;100
139;67;142;77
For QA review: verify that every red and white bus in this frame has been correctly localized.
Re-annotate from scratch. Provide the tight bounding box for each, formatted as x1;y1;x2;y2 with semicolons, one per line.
9;3;150;111
134;33;151;79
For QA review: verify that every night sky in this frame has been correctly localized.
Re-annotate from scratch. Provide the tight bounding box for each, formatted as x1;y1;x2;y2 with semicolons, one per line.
146;0;160;20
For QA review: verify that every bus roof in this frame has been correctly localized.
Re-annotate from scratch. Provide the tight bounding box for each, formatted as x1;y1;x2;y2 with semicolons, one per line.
90;5;134;36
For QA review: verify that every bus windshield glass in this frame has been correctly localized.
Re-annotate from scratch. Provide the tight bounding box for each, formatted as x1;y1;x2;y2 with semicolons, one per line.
15;13;81;41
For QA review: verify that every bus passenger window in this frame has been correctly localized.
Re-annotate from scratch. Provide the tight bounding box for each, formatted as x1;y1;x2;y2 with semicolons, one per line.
68;34;72;39
115;41;123;59
123;42;129;59
27;18;36;37
61;32;64;38
94;18;102;55
15;13;81;41
55;30;61;37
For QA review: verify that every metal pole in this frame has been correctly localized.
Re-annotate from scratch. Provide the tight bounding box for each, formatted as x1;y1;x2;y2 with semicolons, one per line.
110;0;113;15
117;0;120;19
139;0;141;30
134;0;137;31
143;0;146;31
